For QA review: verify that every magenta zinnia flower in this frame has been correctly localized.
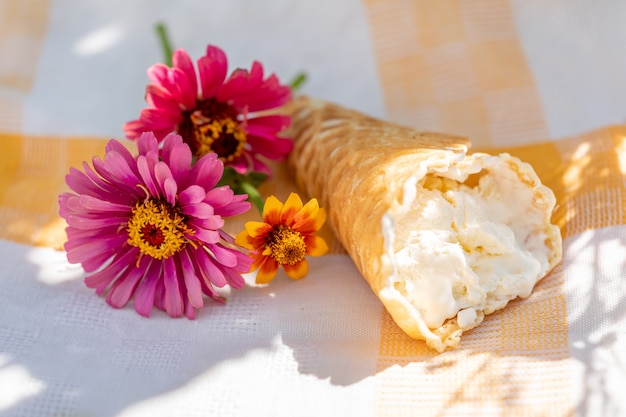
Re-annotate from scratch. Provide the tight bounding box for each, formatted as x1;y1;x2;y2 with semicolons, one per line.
123;45;293;175
59;132;252;319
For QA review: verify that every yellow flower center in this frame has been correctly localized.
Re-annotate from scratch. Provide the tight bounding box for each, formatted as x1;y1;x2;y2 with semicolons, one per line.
127;200;192;259
268;227;306;265
192;116;246;162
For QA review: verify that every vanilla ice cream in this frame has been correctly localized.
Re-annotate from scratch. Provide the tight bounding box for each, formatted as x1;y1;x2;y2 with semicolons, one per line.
381;153;557;351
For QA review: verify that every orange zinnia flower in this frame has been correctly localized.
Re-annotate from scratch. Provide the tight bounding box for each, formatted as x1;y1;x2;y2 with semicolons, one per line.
235;193;329;283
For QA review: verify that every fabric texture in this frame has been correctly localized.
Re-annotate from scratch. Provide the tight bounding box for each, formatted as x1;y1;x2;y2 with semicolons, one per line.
1;0;625;416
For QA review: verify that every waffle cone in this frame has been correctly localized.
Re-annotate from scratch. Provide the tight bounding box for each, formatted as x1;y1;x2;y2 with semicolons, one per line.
285;97;562;352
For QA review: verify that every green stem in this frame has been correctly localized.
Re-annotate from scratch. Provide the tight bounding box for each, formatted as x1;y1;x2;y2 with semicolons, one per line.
155;23;174;66
289;72;307;91
239;180;265;215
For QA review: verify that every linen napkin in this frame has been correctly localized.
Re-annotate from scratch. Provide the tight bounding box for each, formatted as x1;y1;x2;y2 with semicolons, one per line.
1;0;625;416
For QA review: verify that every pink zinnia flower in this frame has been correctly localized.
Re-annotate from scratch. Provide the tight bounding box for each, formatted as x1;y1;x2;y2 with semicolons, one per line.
58;132;252;319
123;45;293;175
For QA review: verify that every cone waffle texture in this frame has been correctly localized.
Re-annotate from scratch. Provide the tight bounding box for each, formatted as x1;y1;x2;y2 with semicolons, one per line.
286;97;562;352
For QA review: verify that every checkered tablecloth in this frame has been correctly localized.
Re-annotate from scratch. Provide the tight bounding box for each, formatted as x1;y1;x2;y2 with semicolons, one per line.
1;1;625;416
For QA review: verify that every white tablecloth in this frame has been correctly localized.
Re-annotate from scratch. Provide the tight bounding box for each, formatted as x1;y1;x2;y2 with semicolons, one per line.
1;1;626;416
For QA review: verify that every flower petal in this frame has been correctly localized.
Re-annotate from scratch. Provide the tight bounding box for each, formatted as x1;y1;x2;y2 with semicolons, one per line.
305;235;329;257
123;119;146;140
220;261;247;289
191;248;227;287
184;300;196;320
262;195;283;226
283;259;309;280
217;68;251;104
64;167;101;198
190;216;224;234
208;243;238;267
147;63;169;88
163;177;177;206
228;61;264;102
102;149;142;186
180;251;203;309
178;185;206;206
145;84;180;113
234;230;254;249
137;132;160;156
280;193;303;225
199;45;228;98
84;248;135;292
136;155;160;198
189;152;223;190
222;63;292;113
171;50;197;109
240;73;292;112
230;247;253;274
154;161;174;197
244;221;273;239
138;108;180;130
292;202;326;234
173;49;198;95
65;233;127;269
213;194;250;217
248;155;271;176
170;67;196;110
162;257;184;317
227;155;251;175
246;134;293;160
189;226;220;244
65;213;125;230
245;115;291;134
80;251;120;276
181;202;214;219
147;61;195;112
161;133;192;185
105;255;150;308
134;259;162;317
255;256;279;284
105;139;140;176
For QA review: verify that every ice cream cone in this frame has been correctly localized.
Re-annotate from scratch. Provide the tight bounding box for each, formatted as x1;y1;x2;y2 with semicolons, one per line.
286;97;562;352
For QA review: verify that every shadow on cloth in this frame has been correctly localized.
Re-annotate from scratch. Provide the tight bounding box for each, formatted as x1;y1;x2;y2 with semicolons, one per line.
0;249;382;417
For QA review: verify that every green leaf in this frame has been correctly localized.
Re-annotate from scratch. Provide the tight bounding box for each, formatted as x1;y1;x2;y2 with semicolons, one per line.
289;72;307;91
239;179;265;214
155;22;174;67
217;167;268;214
247;172;268;188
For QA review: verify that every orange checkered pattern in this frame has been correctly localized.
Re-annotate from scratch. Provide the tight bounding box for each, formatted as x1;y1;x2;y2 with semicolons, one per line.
0;0;50;131
1;0;625;415
363;0;626;415
365;0;548;148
